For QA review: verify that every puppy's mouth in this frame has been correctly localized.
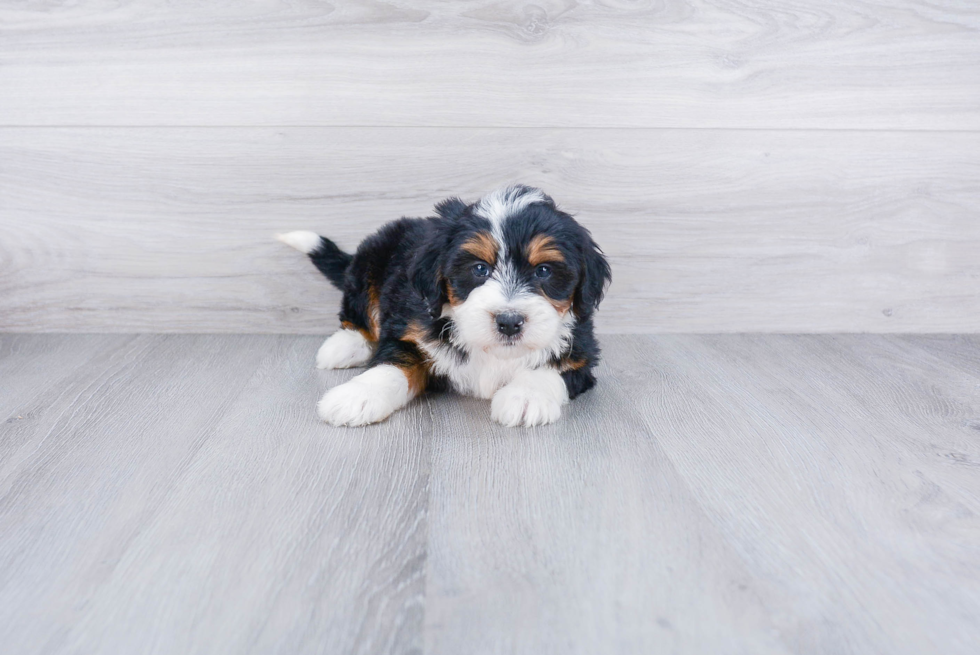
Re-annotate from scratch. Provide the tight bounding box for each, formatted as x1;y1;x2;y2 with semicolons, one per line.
480;330;528;355
482;334;523;349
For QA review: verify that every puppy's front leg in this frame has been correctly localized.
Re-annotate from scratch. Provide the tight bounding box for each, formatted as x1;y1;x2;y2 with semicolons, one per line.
317;364;416;426
491;367;568;428
317;339;430;426
315;327;374;370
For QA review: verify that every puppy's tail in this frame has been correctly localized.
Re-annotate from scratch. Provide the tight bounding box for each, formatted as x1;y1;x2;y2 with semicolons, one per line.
276;231;352;290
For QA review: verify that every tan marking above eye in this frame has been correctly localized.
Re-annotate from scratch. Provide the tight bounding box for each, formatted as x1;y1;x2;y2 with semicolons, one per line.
446;284;461;306
527;234;565;266
461;232;498;265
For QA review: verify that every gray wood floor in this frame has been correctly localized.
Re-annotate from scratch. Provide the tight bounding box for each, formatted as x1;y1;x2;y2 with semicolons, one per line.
1;334;978;654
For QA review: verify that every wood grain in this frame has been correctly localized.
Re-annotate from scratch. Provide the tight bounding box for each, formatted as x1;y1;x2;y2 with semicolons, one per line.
2;127;978;333
423;334;980;654
3;334;978;653
630;334;980;654
0;335;429;655
422;347;787;654
1;0;978;129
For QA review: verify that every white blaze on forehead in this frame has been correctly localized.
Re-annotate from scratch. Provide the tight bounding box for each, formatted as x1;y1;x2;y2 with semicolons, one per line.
474;185;548;257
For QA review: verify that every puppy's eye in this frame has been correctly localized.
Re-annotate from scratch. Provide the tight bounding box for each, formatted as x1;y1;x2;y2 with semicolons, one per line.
534;264;553;279
472;262;491;278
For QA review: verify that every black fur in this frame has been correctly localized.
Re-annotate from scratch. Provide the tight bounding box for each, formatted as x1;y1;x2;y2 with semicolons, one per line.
302;188;611;400
558;318;601;399
308;236;353;289
407;217;453;319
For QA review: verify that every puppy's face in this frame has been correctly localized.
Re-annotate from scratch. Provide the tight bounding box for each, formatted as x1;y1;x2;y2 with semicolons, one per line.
445;227;575;359
415;187;610;360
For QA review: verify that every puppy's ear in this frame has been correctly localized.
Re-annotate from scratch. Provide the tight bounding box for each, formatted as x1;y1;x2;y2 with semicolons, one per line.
434;196;467;220
573;228;611;320
410;218;452;318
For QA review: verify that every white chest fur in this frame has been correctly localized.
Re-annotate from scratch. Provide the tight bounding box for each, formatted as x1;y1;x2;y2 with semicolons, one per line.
418;341;555;399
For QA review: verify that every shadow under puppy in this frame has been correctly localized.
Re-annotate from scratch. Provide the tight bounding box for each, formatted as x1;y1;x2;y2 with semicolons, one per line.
278;185;611;427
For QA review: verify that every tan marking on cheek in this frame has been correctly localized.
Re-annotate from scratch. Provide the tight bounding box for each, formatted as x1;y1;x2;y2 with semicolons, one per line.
461;231;498;265
527;234;565;266
446;284;461;307
549;297;572;315
560;357;587;372
397;361;430;395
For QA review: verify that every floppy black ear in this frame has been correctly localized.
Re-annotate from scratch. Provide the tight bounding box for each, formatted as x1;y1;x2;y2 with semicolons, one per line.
434;196;467;220
409;218;453;318
573;230;611;320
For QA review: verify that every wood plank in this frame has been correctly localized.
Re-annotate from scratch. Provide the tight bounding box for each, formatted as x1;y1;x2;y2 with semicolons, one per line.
423;334;980;653
421;334;980;653
2;1;978;128
0;335;274;652
637;334;980;653
2;334;979;653
0;335;430;654
0;333;128;418
422;337;787;654
0;334;140;488
2;127;979;333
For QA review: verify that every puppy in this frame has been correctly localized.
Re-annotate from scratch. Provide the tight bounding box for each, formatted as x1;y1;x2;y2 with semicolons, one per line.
278;185;611;427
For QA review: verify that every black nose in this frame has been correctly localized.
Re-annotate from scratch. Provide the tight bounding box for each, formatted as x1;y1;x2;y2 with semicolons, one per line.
496;312;525;337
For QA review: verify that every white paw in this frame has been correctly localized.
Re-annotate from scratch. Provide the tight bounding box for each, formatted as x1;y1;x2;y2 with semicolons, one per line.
490;368;568;428
316;329;373;369
316;365;411;426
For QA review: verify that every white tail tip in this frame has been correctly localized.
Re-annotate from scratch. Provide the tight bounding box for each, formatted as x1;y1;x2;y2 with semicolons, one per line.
276;231;322;254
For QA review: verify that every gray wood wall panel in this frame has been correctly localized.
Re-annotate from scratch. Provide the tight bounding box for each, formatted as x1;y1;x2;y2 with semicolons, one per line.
2;1;978;333
2;1;978;129
2;127;978;333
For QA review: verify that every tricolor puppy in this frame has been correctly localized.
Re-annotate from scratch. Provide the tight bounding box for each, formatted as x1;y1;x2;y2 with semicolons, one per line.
277;185;611;427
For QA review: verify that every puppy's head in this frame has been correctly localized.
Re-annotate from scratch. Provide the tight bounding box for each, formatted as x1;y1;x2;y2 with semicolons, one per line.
411;186;611;359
